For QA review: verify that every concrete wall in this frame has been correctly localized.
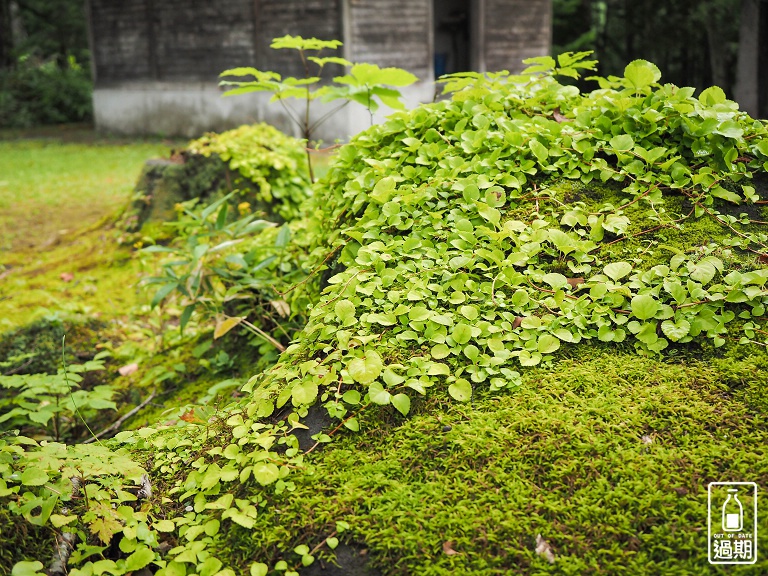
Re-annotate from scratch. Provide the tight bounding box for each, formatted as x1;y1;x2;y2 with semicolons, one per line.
91;81;439;142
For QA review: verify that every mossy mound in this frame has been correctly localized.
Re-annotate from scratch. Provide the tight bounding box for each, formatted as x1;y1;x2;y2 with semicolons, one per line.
120;123;310;235
227;350;768;575
0;315;109;375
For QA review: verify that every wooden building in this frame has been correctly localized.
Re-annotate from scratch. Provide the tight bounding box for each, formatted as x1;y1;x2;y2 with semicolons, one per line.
87;0;552;137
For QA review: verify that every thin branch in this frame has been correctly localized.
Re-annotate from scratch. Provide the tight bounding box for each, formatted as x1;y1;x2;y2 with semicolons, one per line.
241;319;286;352
2;357;34;376
83;391;157;444
308;101;350;133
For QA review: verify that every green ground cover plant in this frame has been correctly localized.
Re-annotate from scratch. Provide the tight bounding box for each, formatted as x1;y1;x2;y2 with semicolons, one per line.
1;53;768;576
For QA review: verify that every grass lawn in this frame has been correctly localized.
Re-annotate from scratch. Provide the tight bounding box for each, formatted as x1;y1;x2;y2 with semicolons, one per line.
0;127;176;330
0;127;176;251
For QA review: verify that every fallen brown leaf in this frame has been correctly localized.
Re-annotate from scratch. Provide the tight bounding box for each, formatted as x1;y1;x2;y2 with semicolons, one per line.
553;108;569;123
567;277;585;287
270;299;291;318
535;534;555;563
60;272;74;282
512;316;523;329
442;541;459;556
118;363;139;377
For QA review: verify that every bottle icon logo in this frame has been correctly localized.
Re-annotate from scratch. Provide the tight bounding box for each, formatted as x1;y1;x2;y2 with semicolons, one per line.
708;482;758;565
722;488;743;532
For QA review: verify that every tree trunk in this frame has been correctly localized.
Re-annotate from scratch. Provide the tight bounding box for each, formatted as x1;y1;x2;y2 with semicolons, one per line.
0;0;13;69
734;0;760;116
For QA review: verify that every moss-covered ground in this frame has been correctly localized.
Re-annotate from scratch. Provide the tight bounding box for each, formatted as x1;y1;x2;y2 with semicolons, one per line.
203;347;766;576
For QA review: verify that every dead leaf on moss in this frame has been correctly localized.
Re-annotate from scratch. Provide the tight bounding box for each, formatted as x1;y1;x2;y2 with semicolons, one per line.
535;534;555;563
118;362;139;376
553;108;569;123
60;272;74;282
270;299;291;318
214;316;244;339
442;541;459;556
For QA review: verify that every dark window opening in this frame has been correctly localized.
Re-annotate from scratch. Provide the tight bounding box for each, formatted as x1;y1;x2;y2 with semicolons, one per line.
433;0;471;78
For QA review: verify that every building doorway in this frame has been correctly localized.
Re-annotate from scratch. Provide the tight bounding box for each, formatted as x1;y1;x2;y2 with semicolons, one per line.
433;0;473;78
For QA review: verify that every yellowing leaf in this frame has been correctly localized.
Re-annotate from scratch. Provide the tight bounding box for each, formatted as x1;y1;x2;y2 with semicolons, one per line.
347;351;383;384
50;514;78;528
214;316;244;339
154;519;175;532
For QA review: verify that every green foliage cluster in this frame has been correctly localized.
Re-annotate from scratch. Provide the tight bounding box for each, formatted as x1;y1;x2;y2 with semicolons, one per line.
187;123;311;222
258;53;768;414
139;190;318;375
3;52;768;576
0;356;114;442
221;35;417;182
0;55;92;128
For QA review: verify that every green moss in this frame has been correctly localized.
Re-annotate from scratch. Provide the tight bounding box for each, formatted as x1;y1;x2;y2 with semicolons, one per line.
0;315;110;375
0;506;55;573
215;349;768;575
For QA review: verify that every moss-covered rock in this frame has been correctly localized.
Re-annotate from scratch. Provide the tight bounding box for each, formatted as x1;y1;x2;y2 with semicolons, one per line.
120;123;311;235
0;315;108;375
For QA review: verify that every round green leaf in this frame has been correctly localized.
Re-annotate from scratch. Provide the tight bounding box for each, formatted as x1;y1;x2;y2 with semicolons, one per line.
11;561;45;576
391;393;410;416
342;390;361;405
368;381;391;405
609;134;635;151
452;323;472;345
124;546;155;572
624;59;661;91
631;294;660;320
448;379;472;402
699;85;726;106
334;299;356;324
542;273;568;290
537;334;561;354
518;350;542;366
291;380;319;406
250;563;269;576
604;262;633;281
21;467;49;487
253;462;280;486
459;305;479;321
326;537;339;550
431;343;450;359
661;319;691;341
348;351;383;384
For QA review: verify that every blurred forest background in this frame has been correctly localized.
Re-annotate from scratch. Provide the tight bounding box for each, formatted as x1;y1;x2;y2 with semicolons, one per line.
0;0;757;128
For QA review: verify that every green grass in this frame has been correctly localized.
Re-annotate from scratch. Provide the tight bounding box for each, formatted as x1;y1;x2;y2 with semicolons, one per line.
0;137;173;251
0;132;174;330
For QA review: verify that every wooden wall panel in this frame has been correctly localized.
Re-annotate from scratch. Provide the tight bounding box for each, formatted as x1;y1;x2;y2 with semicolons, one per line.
89;1;152;85
347;0;432;78
483;0;551;73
